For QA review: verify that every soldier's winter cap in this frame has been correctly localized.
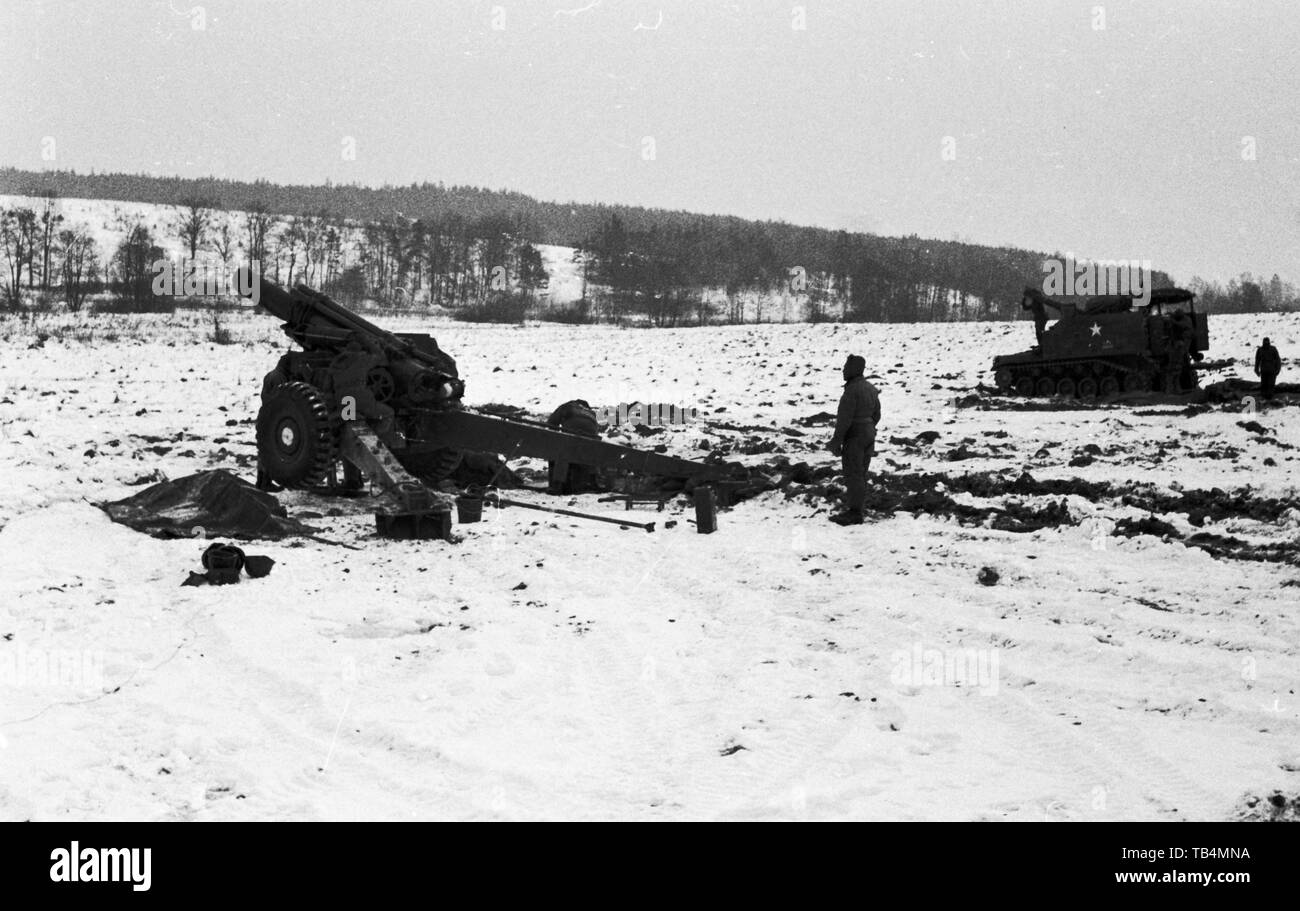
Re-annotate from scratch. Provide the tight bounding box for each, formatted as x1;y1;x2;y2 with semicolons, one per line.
844;354;866;376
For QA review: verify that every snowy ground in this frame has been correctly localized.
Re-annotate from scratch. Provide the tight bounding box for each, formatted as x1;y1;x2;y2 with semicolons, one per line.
1;308;1298;820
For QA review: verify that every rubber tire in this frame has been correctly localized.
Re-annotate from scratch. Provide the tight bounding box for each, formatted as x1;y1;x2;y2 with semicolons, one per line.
1077;376;1098;398
995;368;1014;390
1035;376;1055;396
1098;375;1120;398
1015;376;1035;397
1056;377;1076;398
257;382;338;488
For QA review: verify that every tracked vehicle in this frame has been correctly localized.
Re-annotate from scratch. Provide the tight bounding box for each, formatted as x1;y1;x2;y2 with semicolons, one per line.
992;286;1208;397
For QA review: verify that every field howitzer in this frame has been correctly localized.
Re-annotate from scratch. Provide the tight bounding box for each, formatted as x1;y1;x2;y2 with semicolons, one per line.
238;271;743;539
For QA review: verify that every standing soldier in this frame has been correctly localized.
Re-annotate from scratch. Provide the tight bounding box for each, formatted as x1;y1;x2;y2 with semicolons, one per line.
827;354;881;526
1163;309;1194;393
1255;337;1282;401
1022;287;1051;349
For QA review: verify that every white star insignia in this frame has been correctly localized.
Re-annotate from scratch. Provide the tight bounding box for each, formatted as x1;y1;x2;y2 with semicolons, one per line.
1090;323;1101;337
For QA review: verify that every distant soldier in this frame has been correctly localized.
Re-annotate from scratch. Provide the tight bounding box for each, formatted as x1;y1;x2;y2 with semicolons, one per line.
546;399;603;493
827;355;881;526
1255;337;1282;400
1163;310;1194;393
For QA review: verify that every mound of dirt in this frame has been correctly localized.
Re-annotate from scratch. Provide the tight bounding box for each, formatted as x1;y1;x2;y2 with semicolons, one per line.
1232;790;1300;822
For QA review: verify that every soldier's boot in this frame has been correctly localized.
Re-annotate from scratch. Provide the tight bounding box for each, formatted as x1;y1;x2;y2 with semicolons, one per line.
829;509;864;526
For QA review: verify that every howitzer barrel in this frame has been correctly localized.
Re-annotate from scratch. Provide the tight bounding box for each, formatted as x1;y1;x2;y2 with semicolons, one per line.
238;269;295;322
236;269;444;369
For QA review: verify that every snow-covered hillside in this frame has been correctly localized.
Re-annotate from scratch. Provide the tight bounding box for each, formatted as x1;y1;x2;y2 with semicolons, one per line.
0;195;832;321
0;308;1297;820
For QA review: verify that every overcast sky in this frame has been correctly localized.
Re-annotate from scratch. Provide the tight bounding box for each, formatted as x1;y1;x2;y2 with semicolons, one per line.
2;0;1297;283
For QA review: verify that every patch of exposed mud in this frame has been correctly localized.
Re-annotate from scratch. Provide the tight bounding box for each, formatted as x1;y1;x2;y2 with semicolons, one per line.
954;384;1206;412
771;464;1076;533
1203;378;1300;405
885;470;1297;526
954;377;1300;413
761;461;1300;565
1179;531;1300;565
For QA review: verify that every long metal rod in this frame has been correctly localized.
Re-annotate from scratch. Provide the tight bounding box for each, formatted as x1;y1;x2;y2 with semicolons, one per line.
485;495;655;532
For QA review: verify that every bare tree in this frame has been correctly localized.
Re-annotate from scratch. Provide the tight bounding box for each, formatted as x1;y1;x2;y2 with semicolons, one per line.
176;198;213;263
113;222;163;306
277;216;306;286
57;228;100;312
321;217;345;292
0;207;37;307
300;212;326;286
38;193;63;292
243;202;276;270
212;218;237;270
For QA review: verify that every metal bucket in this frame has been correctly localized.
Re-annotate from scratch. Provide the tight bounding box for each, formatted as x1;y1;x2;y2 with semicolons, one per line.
456;496;483;524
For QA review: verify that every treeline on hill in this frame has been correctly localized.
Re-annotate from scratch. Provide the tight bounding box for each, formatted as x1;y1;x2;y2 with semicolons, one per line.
582;212;1070;325
2;167;1296;323
0;192;552;321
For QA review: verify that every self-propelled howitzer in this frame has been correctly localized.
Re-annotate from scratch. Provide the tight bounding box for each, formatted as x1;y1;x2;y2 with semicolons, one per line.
992;286;1209;397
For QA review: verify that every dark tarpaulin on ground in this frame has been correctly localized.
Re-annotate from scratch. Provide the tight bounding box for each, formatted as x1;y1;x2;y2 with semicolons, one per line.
101;469;318;540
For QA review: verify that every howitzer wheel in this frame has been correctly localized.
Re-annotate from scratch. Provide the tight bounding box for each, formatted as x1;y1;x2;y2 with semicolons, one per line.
1077;376;1098;398
1014;376;1035;396
994;368;1014;390
256;381;339;487
1098;375;1119;398
366;366;396;404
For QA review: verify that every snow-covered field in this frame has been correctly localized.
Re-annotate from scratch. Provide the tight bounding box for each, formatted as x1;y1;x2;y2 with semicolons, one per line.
1;308;1298;821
